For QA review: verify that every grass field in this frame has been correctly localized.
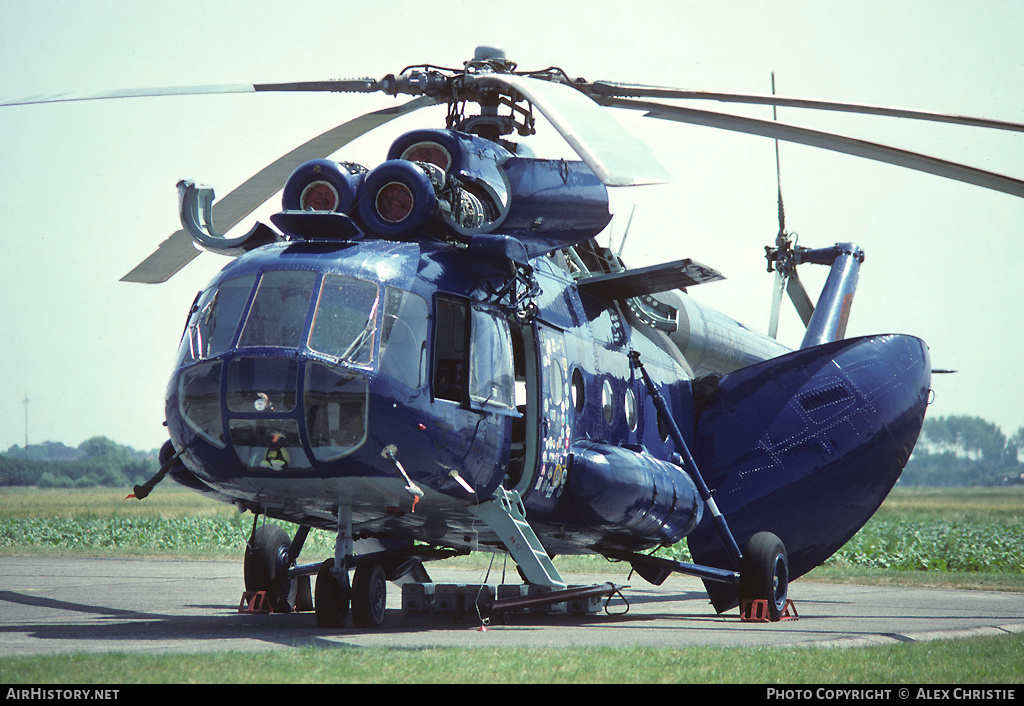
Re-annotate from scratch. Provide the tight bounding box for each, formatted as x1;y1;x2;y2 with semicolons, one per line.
3;485;1020;588
3;636;1022;684
1;485;1022;684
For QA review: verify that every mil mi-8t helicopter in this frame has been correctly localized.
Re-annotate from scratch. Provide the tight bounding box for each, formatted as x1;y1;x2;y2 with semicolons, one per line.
7;46;1022;628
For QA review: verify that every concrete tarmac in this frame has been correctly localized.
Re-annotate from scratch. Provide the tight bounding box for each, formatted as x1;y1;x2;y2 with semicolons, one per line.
2;556;1022;656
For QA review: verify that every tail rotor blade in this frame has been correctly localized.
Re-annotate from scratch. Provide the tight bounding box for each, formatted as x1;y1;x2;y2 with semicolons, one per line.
787;271;815;327
768;270;786;339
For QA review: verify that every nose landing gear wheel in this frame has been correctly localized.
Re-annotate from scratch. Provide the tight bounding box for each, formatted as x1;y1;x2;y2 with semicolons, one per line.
352;561;387;628
739;531;789;622
244;524;295;613
315;558;351;628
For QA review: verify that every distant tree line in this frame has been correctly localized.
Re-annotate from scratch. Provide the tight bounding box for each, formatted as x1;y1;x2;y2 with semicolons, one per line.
0;437;160;489
901;415;1024;486
1;415;1021;488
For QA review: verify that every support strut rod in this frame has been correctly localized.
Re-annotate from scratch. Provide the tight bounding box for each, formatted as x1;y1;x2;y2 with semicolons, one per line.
629;350;744;570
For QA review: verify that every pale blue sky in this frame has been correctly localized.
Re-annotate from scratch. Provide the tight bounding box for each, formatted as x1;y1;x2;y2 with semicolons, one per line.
1;0;1022;451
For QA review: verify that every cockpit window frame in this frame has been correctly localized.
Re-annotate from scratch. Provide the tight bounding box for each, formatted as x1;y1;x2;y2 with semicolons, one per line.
306;273;381;368
431;293;517;413
432;294;470;405
181;268;388;369
379;286;429;389
177;273;256;365
238;270;319;351
469;304;517;411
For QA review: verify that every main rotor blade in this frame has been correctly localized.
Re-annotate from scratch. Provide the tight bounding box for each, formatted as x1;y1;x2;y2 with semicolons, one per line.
583;82;1024;133
468;73;671;186
121;96;437;283
0;79;381;107
600;97;1024;199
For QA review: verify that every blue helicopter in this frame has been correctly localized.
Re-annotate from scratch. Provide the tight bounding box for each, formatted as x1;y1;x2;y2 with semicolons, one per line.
11;47;1022;627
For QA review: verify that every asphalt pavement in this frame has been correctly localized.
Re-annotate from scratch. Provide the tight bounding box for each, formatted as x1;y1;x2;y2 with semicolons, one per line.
2;556;1022;656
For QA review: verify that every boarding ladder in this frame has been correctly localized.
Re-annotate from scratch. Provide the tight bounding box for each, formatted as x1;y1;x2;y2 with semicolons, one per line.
470;487;566;589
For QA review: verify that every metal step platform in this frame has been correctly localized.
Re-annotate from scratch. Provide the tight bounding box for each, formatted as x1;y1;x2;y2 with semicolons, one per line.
402;581;625;621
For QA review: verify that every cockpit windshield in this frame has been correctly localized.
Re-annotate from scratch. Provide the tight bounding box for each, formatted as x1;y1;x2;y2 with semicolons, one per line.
239;271;318;349
307;274;379;365
178;270;385;368
174;268;439;470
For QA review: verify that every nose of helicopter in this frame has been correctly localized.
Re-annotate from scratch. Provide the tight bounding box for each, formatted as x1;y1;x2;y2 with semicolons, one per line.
168;353;373;474
229;355;372;472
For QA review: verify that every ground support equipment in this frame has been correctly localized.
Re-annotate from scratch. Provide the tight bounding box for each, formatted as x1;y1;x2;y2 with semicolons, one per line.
402;581;623;623
740;598;799;622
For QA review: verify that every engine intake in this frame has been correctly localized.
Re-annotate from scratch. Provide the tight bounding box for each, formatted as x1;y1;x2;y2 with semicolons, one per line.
282;159;364;214
357;159;438;238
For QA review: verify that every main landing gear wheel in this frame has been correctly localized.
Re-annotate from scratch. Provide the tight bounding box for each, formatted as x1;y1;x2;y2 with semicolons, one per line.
739;531;789;622
315;558;350;628
351;561;388;628
244;524;295;613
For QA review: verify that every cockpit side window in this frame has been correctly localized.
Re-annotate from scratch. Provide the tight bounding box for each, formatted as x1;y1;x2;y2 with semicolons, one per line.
432;295;516;409
469;307;515;409
239;270;318;349
178;274;256;364
380;287;428;388
433;296;469;403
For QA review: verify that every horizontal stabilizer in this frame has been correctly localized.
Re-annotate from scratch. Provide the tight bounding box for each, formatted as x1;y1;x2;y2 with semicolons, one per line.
576;259;724;299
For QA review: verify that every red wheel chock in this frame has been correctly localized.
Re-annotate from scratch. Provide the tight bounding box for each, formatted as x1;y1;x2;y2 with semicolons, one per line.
740;598;799;622
239;591;273;614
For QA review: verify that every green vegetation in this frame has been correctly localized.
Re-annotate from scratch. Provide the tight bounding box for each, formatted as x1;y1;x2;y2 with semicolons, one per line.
827;487;1024;574
2;634;1022;684
2;431;1022;685
2;414;1021;490
654;486;1024;590
2;486;1022;590
0;486;338;560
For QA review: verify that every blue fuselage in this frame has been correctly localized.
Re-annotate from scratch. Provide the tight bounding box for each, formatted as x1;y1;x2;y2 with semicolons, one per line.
165;233;930;568
165;237;704;554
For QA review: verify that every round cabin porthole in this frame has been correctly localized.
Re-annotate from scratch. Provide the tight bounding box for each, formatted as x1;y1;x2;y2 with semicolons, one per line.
602;379;615;424
547;357;565;405
571;368;585;414
624;387;638;432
